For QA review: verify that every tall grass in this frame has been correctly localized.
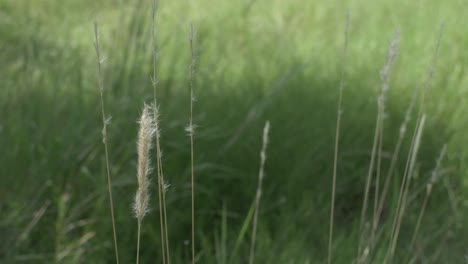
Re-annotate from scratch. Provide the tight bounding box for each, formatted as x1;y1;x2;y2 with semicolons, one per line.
90;13;454;264
357;30;400;263
93;19;120;264
188;24;196;264
373;88;417;246
134;104;155;264
408;144;447;255
249;121;271;264
92;12;452;264
2;1;466;263
385;25;444;263
328;11;349;264
371;30;400;248
150;1;170;263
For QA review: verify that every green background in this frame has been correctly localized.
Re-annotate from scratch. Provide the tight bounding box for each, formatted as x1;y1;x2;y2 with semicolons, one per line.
1;0;467;263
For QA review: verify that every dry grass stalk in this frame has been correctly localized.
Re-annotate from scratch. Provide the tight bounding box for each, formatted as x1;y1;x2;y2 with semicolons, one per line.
160;130;171;264
188;24;196;264
150;1;170;263
93;19;120;264
249;121;271;264
357;108;380;263
134;104;155;264
374;88;417;243
408;144;447;253
357;30;400;262
371;30;400;247
385;25;443;263
328;11;350;264
387;115;425;262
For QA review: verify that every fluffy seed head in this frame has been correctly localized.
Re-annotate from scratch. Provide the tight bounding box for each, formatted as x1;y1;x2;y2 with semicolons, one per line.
134;104;156;221
380;30;400;95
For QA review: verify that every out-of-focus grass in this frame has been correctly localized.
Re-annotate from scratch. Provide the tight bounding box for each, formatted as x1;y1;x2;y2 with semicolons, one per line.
1;0;467;263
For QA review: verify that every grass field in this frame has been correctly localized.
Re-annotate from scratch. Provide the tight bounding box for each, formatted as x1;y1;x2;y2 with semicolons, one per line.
1;0;467;263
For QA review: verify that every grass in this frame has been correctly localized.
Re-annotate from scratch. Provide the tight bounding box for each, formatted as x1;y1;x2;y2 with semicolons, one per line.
249;121;270;264
188;24;196;264
1;0;467;263
93;20;120;264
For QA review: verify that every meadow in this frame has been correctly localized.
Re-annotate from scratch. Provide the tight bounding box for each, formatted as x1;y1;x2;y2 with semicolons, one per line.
1;0;467;263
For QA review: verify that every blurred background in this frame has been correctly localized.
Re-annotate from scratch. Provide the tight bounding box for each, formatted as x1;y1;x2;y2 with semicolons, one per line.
1;0;467;263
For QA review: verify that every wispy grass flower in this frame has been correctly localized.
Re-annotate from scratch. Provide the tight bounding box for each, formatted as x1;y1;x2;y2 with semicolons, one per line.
134;104;155;264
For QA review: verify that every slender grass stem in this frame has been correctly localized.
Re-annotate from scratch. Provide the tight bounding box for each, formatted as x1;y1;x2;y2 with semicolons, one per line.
357;111;380;262
385;25;443;263
373;100;384;232
357;31;399;263
408;145;447;254
385;116;420;264
93;20;120;264
249;121;271;264
136;221;141;264
162;173;171;264
388;115;425;262
150;1;169;263
370;30;400;253
374;89;417;244
328;11;349;264
188;24;196;264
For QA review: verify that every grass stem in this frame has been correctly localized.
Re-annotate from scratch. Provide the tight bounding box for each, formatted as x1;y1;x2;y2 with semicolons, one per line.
150;1;170;263
328;11;349;264
249;121;271;264
93;20;120;264
188;24;196;264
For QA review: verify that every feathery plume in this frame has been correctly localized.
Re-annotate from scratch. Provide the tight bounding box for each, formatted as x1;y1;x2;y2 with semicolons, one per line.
134;104;155;220
135;104;155;264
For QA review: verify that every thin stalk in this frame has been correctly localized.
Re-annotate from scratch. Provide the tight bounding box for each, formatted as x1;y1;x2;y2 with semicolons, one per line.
328;11;349;264
93;20;120;264
384;116;421;264
358;30;399;263
373;104;384;225
408;189;429;254
374;89;418;244
408;145;447;253
384;25;443;263
151;0;167;264
357;112;380;262
188;24;196;264
386;113;428;263
388;115;425;261
249;121;271;264
136;221;141;264
370;30;400;250
161;166;171;263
